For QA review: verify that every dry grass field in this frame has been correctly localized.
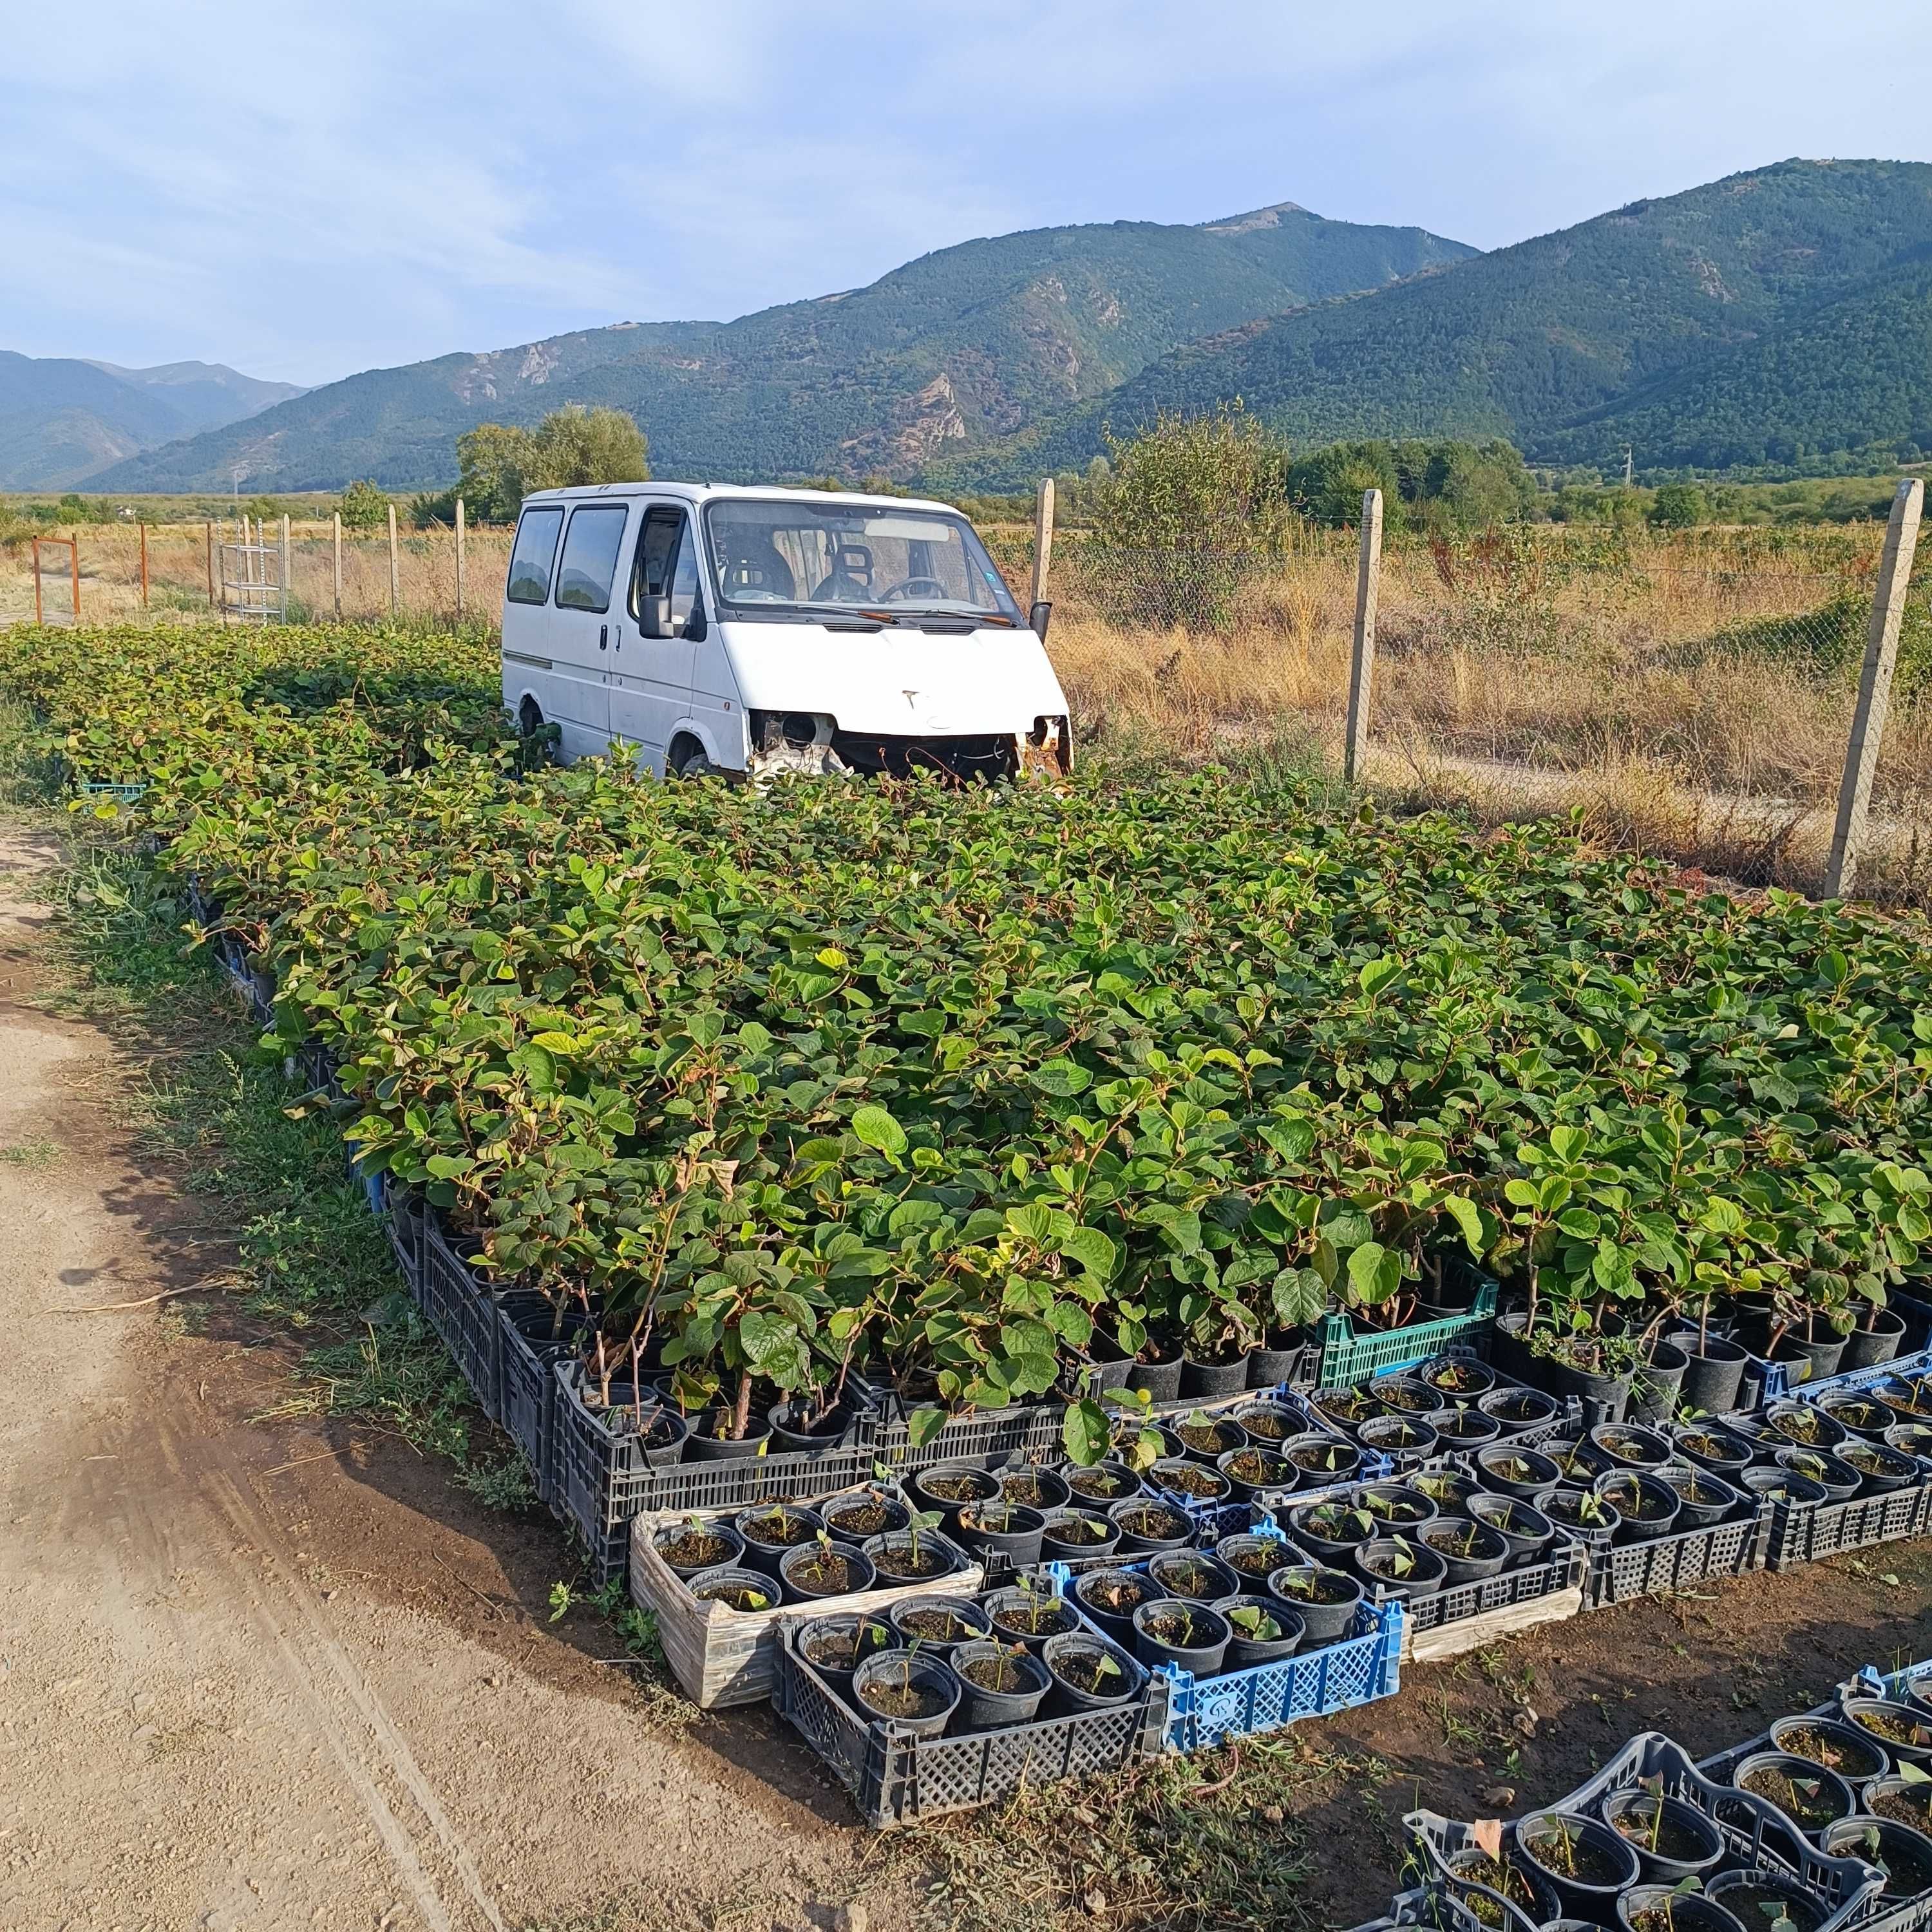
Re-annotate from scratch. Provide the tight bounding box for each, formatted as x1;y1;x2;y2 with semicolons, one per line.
6;516;1929;905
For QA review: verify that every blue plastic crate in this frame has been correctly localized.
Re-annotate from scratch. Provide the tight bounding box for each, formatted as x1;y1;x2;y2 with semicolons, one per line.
1794;1344;1932;1410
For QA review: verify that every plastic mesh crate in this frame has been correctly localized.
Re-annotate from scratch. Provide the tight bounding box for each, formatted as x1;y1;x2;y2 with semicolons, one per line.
1409;1735;1886;1932
1761;1472;1932;1571
1795;1345;1932;1410
1585;1500;1771;1607
772;1617;1166;1828
1313;1282;1499;1389
1396;1540;1586;1645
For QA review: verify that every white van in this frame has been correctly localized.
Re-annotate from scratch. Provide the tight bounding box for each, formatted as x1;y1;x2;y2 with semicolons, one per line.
499;481;1070;781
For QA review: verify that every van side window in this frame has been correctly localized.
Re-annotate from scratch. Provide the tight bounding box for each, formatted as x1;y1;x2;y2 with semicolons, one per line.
630;509;700;630
554;504;630;612
506;506;564;605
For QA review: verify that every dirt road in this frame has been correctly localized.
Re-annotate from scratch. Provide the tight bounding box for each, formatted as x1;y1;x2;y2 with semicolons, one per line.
0;823;876;1932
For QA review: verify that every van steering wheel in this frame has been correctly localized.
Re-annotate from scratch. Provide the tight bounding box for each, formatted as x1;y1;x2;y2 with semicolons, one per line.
882;577;951;601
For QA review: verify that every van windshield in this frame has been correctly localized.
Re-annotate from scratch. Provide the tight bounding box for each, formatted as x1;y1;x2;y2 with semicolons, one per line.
704;499;1023;624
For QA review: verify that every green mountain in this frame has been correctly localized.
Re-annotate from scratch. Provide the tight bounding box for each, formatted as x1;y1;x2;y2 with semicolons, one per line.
929;158;1932;488
84;205;1473;492
0;354;303;489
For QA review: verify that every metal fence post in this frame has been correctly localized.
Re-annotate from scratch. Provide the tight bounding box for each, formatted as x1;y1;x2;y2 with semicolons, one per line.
1343;488;1384;784
1030;477;1054;610
388;503;400;617
332;512;343;620
1824;477;1924;899
279;514;291;623
455;497;466;619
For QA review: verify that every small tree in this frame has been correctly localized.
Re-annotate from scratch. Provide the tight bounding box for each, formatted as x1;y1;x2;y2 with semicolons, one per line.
339;479;390;529
527;404;649;493
1650;482;1708;529
1096;402;1294;553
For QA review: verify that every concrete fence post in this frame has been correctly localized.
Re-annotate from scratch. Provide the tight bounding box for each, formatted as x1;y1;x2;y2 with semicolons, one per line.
1343;488;1385;785
1030;477;1054;610
332;513;343;620
1824;477;1924;899
387;503;400;618
279;515;291;623
455;497;466;620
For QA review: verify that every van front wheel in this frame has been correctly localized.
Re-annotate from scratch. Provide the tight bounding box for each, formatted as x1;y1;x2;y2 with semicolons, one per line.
672;744;715;780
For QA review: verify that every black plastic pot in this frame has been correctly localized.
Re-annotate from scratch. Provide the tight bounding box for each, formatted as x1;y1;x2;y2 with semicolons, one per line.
1821;1815;1932;1901
1312;1388;1385;1434
1616;1886;1747;1932
1420;1515;1511;1586
1126;1345;1184;1403
1595;1470;1681;1542
1282;1432;1363;1487
1147;1549;1240;1604
1771;1331;1849;1386
1703;1871;1826;1932
1217;1596;1304;1669
1108;1498;1195;1553
1774;1444;1862;1502
1655;1462;1744;1531
1071;1566;1168;1647
1065;1459;1144;1506
1358;1414;1441;1460
735;1502;826;1577
820;1486;910;1546
1542;1485;1622;1549
1475;1443;1563;1501
1816;1391;1904;1442
1040;1629;1146;1716
887;1594;992;1656
1247;1336;1306;1389
1076;1336;1135;1396
983;1584;1081;1652
950;1640;1052;1731
863;1526;969;1586
1432;1405;1502;1454
1838;1438;1922;1495
1864;1775;1932;1835
1410;1468;1486;1518
1354;1481;1439;1533
1672;1423;1757;1481
779;1539;878;1604
1265;1563;1363;1643
1874;1374;1932;1425
1676;1333;1750;1418
1180;1352;1250;1399
1039;1509;1120;1561
999;1466;1072;1513
1598;1785;1725;1884
797;1613;894;1699
1479;1386;1562;1434
684;1410;770;1461
1232;1397;1300;1443
1516;1809;1640;1916
765;1398;858;1455
1765;1400;1850;1452
1170;1413;1247;1465
1842;1307;1907;1370
651;1517;746;1580
1887;1421;1932;1461
1627;1340;1690;1427
1469;1492;1557;1566
1354;1535;1448;1602
1842;1697;1932;1765
1542;1437;1607;1490
1368;1374;1447;1415
1151;1456;1232;1507
1132;1598;1231;1676
1218;1532;1298;1586
1731;1749;1857;1836
1217;1445;1296;1502
1739;1466;1829;1508
907;1463;1001;1523
1769;1714;1889;1790
1420;1354;1497;1399
589;1397;688;1464
1588;1421;1673;1470
1288;1499;1376;1567
687;1565;781;1613
851;1648;961;1738
952;1502;1047;1568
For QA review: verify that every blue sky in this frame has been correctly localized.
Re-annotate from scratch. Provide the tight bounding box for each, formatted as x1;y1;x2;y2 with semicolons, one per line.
6;1;1930;388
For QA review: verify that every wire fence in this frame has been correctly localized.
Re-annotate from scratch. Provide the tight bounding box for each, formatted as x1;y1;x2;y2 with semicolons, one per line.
5;507;1929;905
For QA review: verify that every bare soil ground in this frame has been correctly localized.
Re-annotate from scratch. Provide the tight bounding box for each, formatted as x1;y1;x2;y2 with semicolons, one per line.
0;813;1927;1932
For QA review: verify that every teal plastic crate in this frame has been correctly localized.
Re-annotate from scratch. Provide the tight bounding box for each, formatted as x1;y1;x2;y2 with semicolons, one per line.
1315;1282;1499;1388
78;779;147;804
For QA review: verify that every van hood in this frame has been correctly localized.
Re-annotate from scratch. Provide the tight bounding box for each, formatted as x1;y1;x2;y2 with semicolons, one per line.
721;620;1068;736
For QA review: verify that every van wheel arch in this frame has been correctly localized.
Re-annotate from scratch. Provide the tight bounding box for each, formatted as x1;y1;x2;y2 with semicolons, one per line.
669;732;708;777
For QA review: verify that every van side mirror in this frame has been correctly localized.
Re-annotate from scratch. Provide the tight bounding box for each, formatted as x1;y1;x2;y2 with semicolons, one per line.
641;594;672;638
1029;600;1052;641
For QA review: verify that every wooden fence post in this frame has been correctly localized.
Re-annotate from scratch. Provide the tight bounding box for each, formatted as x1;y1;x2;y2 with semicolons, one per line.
332;512;343;620
1824;476;1924;899
279;515;291;623
455;497;466;619
1030;477;1055;611
139;521;149;611
70;533;80;623
32;539;42;627
1343;488;1384;784
388;503;400;616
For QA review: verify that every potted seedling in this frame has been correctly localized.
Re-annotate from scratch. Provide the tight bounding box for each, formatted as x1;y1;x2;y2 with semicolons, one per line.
1420;1515;1511;1587
797;1612;892;1698
985;1576;1079;1651
850;1642;960;1738
1146;1549;1240;1603
1174;1407;1247;1463
886;1595;992;1656
864;1508;965;1584
820;1484;910;1546
1291;1500;1378;1566
1107;1497;1194;1553
1220;1597;1303;1668
1071;1566;1169;1647
1265;1564;1363;1643
1703;1872;1815;1932
951;1639;1052;1731
1819;1820;1932;1902
1040;1630;1142;1714
1731;1751;1856;1832
687;1566;775;1613
735;1501;825;1577
1602;1777;1724;1884
652;1513;746;1582
1544;1485;1622;1546
1131;1597;1231;1676
1619;1877;1738;1932
1768;1716;1888;1786
1151;1456;1233;1504
1354;1533;1447;1602
779;1528;877;1603
1039;1509;1120;1560
952;1501;1047;1567
1866;1761;1932;1834
1218;1533;1296;1584
1517;1809;1640;1914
